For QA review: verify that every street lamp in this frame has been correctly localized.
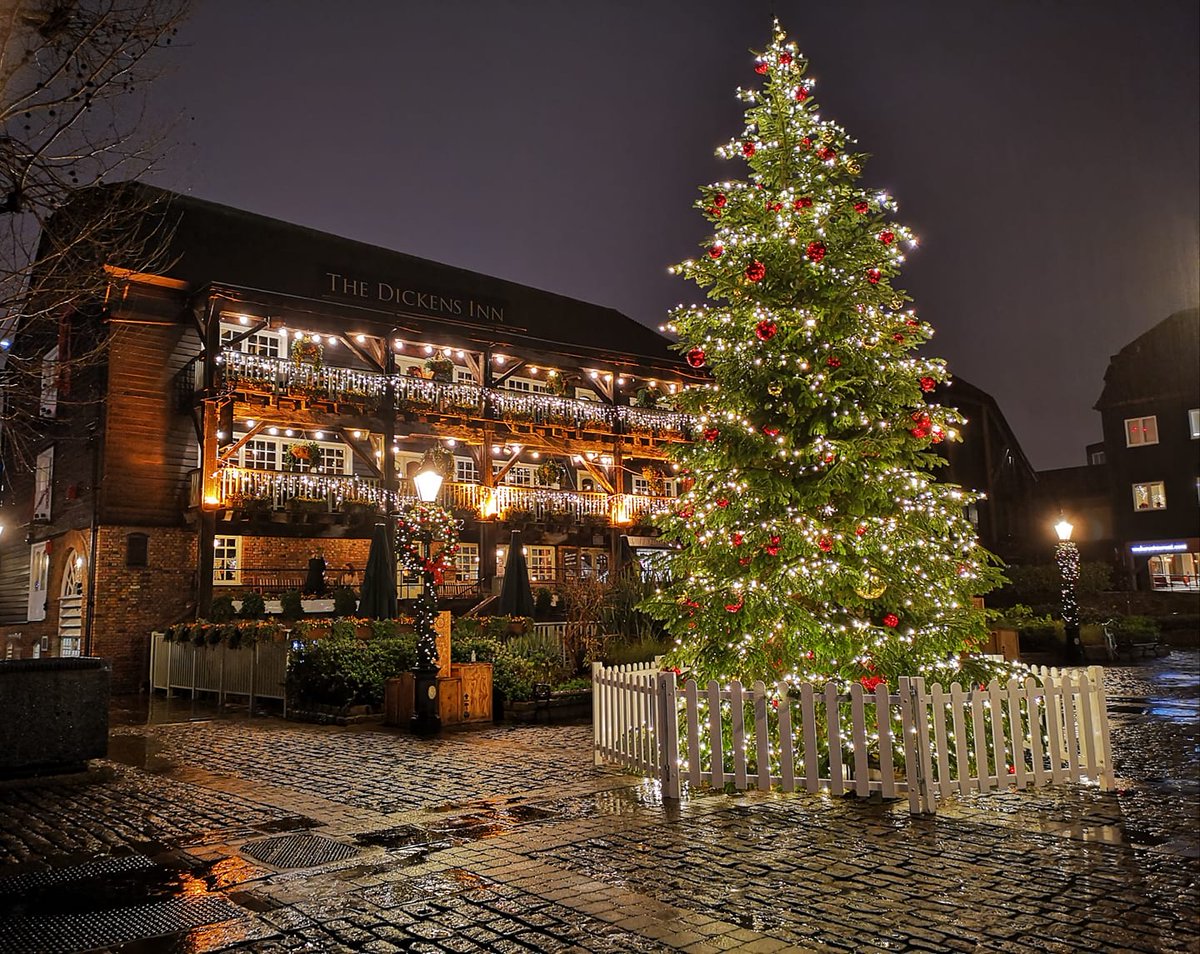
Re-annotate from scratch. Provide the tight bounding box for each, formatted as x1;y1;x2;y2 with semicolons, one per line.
411;451;446;736
1054;516;1082;663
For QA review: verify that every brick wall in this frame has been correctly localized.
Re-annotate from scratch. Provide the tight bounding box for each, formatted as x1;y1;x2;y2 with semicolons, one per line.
237;536;372;576
90;526;197;692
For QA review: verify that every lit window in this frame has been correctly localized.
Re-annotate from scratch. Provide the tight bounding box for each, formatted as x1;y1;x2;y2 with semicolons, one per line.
1189;408;1200;439
213;536;242;585
1132;481;1167;511
527;546;556;582
1124;416;1159;447
455;457;479;484
453;543;479;581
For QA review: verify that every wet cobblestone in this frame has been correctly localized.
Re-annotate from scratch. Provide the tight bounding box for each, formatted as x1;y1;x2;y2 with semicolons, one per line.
0;652;1195;951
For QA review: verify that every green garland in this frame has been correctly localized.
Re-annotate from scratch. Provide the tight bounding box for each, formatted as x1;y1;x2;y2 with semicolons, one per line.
395;502;460;583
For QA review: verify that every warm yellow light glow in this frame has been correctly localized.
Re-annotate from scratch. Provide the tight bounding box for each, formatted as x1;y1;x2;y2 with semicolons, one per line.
1054;518;1074;542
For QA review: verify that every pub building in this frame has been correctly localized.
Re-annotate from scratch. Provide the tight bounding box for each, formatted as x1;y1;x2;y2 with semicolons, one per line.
0;184;700;688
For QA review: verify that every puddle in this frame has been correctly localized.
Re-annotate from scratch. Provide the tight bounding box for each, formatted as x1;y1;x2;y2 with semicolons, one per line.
357;803;558;854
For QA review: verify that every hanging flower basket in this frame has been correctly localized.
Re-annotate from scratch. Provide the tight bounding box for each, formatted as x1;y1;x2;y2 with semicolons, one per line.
547;372;573;397
641;465;667;496
286;440;322;471
536;459;567;488
424;355;455;383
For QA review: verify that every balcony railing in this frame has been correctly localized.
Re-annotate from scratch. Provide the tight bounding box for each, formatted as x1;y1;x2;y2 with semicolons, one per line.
201;467;672;527
216;350;693;437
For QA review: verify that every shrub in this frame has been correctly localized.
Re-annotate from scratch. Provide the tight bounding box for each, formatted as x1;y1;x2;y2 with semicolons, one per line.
332;587;358;617
603;636;670;667
492;652;541;703
209;595;236;622
1109;615;1161;644
280;589;305;621
239;591;267;620
534;587;553;619
286;632;417;708
1001;562;1112;602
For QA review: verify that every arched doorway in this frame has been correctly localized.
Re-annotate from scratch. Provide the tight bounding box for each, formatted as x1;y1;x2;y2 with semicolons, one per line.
58;550;85;657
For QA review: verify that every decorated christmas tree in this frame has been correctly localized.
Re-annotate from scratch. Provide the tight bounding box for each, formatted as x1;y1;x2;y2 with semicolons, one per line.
645;22;1003;689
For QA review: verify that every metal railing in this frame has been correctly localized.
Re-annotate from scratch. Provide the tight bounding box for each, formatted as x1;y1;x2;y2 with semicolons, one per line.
215;349;693;437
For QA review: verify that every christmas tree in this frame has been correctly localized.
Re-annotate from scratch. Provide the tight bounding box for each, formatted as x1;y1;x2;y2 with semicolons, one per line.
646;22;1003;689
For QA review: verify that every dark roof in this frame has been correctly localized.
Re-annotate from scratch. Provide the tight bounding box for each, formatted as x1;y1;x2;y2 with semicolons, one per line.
90;183;688;371
1095;307;1200;410
935;375;1036;480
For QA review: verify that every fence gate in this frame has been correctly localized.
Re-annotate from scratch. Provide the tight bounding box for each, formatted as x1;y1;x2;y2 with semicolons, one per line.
591;662;1114;814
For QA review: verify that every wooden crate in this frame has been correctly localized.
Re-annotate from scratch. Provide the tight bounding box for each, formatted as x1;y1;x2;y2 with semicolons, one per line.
452;663;493;723
383;673;414;726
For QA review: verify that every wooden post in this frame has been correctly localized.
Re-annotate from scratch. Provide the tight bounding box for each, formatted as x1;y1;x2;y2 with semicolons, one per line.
592;661;604;766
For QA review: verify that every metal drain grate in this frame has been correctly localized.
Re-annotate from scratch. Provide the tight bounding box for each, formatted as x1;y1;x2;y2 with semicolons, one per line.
241;833;359;869
0;896;243;954
0;855;155;896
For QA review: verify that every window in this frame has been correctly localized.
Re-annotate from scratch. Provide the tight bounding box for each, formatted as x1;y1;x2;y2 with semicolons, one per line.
453;543;479;581
126;533;149;568
633;476;676;498
28;542;49;622
495;462;534;487
221;326;281;358
455;456;479;484
213;536;242;585
242;439;279;470
40;346;59;418
1132;481;1167;511
33;446;53;521
1125;416;1159;447
562;547;609;581
527;546;556;582
1089;448;1107;466
317;444;347;474
1189;408;1200;439
454;368;477;384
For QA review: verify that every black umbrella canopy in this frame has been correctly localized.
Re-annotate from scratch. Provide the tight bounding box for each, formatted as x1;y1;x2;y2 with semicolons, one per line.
498;530;535;618
357;523;398;620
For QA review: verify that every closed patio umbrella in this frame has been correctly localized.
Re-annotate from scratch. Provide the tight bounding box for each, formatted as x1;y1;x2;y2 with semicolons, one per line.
498;530;535;618
357;523;397;619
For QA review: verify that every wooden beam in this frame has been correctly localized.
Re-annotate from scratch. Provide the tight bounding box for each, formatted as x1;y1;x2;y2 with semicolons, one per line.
342;334;386;373
492;448;524;484
337;427;384;478
221;319;270;351
218;420;267;464
577;454;616;495
462;352;485;384
491;359;527;388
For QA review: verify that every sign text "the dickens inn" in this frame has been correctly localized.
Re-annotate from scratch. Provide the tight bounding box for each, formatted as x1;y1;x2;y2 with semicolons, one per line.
324;271;505;323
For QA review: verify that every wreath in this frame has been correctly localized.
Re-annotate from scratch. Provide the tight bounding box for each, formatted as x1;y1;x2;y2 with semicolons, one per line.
395;502;461;586
291;337;323;367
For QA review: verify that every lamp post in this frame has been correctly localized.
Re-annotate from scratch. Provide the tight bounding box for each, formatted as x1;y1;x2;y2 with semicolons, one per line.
411;453;445;736
1055;517;1082;663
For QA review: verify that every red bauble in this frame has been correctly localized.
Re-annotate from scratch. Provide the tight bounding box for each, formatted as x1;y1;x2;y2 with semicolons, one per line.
795;86;809;102
707;207;722;217
764;535;781;556
930;428;945;444
731;532;744;547
866;268;882;284
817;145;837;161
780;52;793;65
738;557;752;567
686;347;706;368
861;675;886;692
882;613;900;628
800;136;813;150
853;200;870;214
826;355;841;368
754;61;768;74
806;241;827;262
818;537;833;553
745;260;766;283
762;425;781;437
879;230;895;245
717;497;729;508
794;196;813;209
906;317;920;328
855;525;866;536
708;245;723;259
714;193;727;208
703;427;719;442
755;319;777;340
678;504;694;519
919;376;936;392
824;452;837;464
724;598;744;613
742;141;757;157
893;332;905;343
910;423;931;439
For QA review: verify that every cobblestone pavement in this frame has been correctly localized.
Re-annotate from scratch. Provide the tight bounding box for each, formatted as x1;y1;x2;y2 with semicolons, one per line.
0;652;1195;953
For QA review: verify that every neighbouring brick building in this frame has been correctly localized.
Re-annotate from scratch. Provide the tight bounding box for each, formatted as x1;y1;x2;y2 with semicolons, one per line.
0;185;699;688
1094;307;1200;591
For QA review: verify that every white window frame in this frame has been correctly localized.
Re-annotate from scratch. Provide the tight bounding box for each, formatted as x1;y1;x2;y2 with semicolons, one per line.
633;476;676;498
213;536;242;585
33;446;53;521
1131;481;1167;511
236;435;352;475
28;542;50;622
527;546;556;583
453;542;480;582
495;462;534;487
1189;408;1200;440
1088;449;1106;466
220;323;284;358
455;456;479;484
40;345;59;418
1124;415;1159;447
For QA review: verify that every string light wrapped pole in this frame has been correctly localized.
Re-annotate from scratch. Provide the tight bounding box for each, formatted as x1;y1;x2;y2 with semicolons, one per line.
1054;518;1082;663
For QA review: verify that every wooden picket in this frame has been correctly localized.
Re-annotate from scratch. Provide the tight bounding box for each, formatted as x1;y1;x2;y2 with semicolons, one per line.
591;662;1114;815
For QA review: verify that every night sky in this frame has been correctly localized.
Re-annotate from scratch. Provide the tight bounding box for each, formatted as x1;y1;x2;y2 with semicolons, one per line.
144;1;1199;471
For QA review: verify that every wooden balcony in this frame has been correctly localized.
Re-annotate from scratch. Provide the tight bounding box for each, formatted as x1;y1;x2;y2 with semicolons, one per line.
214;350;694;440
193;467;672;527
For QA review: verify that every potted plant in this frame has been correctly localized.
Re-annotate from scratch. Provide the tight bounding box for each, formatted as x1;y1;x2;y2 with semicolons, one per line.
535;458;567;489
285;440;322;472
635;385;662;409
505;508;535;531
425;354;455;383
547;371;573;398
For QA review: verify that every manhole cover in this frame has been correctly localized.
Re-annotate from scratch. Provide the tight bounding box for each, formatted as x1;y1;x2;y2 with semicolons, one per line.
241;833;359;869
0;855;155;896
0;896;242;954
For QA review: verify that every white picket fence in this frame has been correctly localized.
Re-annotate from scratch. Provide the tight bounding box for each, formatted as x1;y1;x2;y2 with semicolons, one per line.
592;661;1114;814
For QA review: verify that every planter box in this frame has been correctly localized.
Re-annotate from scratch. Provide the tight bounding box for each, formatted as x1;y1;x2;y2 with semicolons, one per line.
0;657;110;777
506;688;591;724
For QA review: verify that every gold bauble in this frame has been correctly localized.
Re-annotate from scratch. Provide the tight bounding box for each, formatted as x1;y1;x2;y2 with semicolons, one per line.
846;160;861;176
820;127;835;143
767;383;783;396
855;570;887;600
